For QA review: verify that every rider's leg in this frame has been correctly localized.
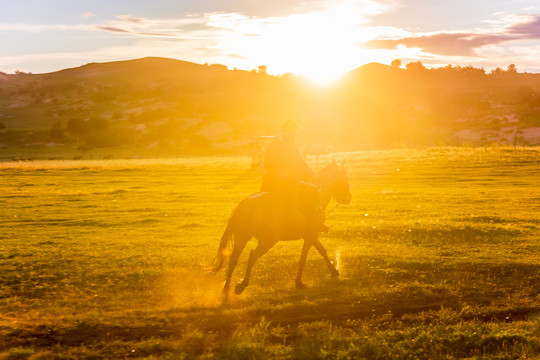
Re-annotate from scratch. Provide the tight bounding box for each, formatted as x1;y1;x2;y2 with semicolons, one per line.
297;182;327;232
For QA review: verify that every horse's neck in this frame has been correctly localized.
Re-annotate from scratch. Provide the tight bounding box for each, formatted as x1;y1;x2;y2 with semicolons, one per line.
319;188;332;209
315;174;333;209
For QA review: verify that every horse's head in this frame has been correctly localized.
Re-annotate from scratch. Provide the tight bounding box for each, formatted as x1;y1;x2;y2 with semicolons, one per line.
317;159;351;205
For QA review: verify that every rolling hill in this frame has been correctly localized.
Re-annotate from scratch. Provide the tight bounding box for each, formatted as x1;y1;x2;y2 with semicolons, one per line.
0;57;539;155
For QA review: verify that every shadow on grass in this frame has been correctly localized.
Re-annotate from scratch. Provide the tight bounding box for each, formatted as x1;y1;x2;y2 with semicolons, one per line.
3;256;539;350
332;224;531;245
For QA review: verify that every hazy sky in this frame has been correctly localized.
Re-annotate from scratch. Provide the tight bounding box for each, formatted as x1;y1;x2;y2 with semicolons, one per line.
1;0;540;81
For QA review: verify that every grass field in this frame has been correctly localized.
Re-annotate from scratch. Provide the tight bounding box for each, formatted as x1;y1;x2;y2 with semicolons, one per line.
1;147;539;359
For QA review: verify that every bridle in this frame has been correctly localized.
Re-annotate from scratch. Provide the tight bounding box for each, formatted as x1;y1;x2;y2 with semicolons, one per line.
325;199;341;213
316;167;348;212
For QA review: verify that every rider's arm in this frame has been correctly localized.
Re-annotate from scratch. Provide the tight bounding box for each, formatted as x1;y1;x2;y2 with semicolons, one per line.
295;149;317;182
263;141;280;172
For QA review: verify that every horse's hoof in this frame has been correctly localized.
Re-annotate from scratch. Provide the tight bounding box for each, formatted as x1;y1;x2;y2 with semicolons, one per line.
295;280;307;289
221;293;230;305
234;283;245;295
331;269;340;278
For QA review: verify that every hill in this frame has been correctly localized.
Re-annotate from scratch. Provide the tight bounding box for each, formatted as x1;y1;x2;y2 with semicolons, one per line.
0;57;539;156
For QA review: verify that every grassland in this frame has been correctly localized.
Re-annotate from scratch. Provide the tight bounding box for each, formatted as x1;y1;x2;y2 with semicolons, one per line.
0;147;539;359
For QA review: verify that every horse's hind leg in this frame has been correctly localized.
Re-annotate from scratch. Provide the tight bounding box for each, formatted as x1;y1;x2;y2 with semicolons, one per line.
295;239;312;289
223;233;249;297
235;238;277;295
313;237;339;277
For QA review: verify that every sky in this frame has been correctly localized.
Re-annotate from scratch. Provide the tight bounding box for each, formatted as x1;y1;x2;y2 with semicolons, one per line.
1;0;540;82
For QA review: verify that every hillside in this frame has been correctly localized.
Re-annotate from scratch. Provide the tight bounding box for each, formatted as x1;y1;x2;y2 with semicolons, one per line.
0;57;539;156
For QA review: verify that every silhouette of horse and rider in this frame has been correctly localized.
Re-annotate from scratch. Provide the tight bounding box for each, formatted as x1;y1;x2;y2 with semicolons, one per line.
213;120;351;297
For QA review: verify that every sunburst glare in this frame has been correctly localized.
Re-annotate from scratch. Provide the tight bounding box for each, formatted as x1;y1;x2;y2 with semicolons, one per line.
208;0;393;83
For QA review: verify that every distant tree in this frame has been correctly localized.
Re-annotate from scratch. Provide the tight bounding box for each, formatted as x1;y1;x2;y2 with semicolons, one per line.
458;65;485;75
491;67;504;75
257;65;267;74
513;129;524;151
279;73;295;78
189;134;210;149
209;64;228;70
77;144;93;153
111;110;122;120
49;121;65;140
88;117;108;132
67;118;86;138
406;61;426;71
518;85;535;104
391;59;402;68
507;64;517;74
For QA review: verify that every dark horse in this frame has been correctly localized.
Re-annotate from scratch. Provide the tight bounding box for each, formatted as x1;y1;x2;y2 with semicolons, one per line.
213;160;351;297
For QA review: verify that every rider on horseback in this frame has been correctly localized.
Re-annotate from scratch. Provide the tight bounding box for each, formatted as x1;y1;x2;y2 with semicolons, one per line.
213;124;349;295
261;120;328;233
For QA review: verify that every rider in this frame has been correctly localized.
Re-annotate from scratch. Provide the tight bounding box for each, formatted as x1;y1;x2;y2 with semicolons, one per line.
261;120;327;232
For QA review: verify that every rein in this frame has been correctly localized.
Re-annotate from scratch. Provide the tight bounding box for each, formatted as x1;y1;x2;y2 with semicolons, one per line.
325;200;340;213
316;178;341;213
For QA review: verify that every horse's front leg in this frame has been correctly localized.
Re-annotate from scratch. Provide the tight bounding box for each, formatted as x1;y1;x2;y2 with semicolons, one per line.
223;234;249;299
295;238;312;288
312;237;339;277
235;238;277;295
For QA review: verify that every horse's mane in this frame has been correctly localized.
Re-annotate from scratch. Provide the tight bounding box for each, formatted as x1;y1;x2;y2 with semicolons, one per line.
318;162;341;176
319;164;335;173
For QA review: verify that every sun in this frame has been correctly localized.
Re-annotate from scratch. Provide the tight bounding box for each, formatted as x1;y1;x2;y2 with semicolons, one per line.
298;64;349;85
211;1;382;85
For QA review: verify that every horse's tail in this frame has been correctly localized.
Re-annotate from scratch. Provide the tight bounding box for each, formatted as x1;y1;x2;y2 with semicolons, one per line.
211;220;234;272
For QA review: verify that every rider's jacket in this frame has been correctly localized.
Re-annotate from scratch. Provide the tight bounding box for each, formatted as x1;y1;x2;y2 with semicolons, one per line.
260;137;316;193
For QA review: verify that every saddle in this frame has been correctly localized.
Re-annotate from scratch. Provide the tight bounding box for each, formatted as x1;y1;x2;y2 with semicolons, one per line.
268;181;326;233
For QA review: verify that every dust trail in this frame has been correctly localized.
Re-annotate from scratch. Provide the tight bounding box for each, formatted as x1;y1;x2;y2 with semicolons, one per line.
158;268;225;309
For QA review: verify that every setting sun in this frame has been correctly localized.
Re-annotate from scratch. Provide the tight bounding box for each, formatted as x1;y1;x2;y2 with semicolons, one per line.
209;1;387;82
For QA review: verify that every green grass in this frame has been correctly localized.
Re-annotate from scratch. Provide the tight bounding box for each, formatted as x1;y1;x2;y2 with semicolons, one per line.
0;147;539;359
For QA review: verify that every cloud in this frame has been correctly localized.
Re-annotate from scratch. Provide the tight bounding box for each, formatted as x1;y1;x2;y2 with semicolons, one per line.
0;23;94;32
81;12;96;19
366;32;511;56
96;26;131;34
139;32;179;38
116;15;145;24
365;14;540;57
93;15;213;39
170;0;383;19
95;25;180;38
506;14;540;37
0;13;214;41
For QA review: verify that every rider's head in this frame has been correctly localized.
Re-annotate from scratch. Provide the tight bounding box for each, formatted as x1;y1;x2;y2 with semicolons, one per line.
280;120;300;140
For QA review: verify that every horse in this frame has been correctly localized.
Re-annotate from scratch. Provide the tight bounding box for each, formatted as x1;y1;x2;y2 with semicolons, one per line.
212;160;351;297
